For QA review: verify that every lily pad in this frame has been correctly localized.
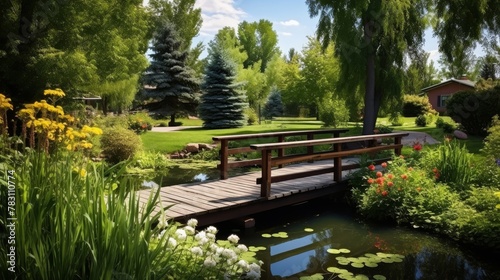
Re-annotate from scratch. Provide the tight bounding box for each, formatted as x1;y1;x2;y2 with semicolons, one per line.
338;260;350;266
351;262;364;268
257;246;266;250
304;228;314;232
354;275;369;280
381;258;394;263
339;248;351;253
364;253;377;258
327;249;341;254
327;267;342;273
373;275;387;280
364;262;378;268
261;233;272;238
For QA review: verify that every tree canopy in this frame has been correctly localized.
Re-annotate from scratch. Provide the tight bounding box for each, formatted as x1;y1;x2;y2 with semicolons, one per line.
307;0;431;134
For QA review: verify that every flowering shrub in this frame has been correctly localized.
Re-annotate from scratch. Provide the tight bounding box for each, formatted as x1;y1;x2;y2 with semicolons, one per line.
128;112;154;134
13;89;102;153
154;218;262;279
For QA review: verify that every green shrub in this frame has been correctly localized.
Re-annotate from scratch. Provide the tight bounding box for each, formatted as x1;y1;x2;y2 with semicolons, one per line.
389;113;404;126
435;117;456;133
318;98;349;128
128;112;154;134
482;115;500;160
446;86;500;136
245;107;258;125
101;127;143;164
94;114;129;129
415;115;428;127
402;94;435;117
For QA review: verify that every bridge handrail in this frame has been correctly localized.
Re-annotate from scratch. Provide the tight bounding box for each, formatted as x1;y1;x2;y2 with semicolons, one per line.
250;132;409;198
212;129;349;179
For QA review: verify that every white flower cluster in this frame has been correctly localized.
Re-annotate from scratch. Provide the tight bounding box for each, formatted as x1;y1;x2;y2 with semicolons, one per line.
155;218;262;279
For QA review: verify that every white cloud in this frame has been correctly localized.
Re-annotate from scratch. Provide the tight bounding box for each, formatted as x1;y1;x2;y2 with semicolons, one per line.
195;0;246;36
427;49;440;62
280;32;293;36
279;20;300;26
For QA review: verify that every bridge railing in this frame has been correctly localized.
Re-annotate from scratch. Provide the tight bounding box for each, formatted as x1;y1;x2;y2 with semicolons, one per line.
212;129;349;179
250;132;409;198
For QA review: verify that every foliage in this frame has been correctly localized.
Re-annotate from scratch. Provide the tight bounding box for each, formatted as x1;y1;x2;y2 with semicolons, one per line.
199;46;248;129
435;117;456;133
0;150;262;279
446;86;500;136
437;41;479;80
389;113;404;126
101;127;143;164
402;94;435;117
245;108;258;125
128;112;154;134
92;75;140;113
421;140;474;192
403;52;440;94
350;146;500;249
319;98;349;128
482;115;500;160
238;20;279;72
307;0;430;134
263;89;284;119
415;114;436;127
139;22;200;124
1;0;150;109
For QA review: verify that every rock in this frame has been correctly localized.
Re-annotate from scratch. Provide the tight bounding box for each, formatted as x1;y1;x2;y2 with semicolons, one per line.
170;152;181;159
185;143;200;153
453;130;468;140
199;143;215;150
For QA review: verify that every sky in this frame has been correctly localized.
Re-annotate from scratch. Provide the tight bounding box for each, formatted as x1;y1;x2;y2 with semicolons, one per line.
191;0;442;62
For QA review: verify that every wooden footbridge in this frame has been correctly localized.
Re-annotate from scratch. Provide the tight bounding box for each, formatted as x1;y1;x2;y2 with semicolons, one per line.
137;130;408;226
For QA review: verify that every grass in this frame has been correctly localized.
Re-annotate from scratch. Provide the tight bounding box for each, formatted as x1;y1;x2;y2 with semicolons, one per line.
142;117;486;155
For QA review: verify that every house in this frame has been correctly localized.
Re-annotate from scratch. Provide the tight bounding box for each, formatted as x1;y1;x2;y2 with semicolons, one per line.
421;76;475;113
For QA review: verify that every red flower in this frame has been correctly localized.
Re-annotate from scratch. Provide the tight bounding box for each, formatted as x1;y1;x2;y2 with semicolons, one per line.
381;162;388;168
376;171;383;178
381;190;388;196
413;143;422;151
387;181;394;187
367;178;374;184
387;173;394;179
401;174;408;180
368;164;376;171
376;177;384;185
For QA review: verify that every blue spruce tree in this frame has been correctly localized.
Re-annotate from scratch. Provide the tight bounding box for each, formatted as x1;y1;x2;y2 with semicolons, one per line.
199;46;247;128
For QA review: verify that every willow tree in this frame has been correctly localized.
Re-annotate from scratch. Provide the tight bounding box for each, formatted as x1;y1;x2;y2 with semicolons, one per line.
307;0;431;134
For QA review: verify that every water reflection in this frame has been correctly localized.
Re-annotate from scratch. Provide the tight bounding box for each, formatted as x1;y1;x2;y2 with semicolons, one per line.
236;201;500;280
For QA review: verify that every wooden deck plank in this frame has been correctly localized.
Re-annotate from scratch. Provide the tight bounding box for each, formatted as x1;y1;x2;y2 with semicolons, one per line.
137;159;355;225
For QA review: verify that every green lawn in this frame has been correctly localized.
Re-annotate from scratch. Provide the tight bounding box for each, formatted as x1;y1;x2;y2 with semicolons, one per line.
142;117;485;155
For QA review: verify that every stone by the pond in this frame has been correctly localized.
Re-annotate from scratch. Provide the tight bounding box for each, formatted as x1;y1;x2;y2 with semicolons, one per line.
453;130;468;139
185;143;200;153
199;143;215;150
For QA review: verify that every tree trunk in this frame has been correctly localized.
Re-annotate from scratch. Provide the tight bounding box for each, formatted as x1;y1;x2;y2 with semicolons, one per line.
169;114;176;126
362;20;377;135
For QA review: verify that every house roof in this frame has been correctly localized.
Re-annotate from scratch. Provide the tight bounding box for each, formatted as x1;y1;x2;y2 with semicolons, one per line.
421;78;476;93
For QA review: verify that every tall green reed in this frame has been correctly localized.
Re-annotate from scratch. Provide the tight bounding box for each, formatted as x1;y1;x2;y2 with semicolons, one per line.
2;150;172;280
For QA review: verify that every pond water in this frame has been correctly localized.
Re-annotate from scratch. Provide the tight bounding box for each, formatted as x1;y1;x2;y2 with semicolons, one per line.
219;198;500;280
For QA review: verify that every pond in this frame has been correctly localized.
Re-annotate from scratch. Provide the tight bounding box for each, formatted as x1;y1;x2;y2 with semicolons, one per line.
219;198;500;280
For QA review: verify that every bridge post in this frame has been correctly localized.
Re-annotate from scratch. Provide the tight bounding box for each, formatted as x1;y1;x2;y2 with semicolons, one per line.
394;136;403;155
260;150;272;197
220;139;229;179
307;133;314;163
278;135;284;168
333;143;342;182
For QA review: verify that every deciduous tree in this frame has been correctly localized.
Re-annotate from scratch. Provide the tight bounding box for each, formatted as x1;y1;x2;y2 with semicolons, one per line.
307;0;431;134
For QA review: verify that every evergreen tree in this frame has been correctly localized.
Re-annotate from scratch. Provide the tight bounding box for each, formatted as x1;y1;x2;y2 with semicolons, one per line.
199;47;247;128
140;22;200;125
263;89;284;119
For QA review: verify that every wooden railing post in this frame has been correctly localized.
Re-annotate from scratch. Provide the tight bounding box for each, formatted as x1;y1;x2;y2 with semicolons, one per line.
278;135;285;168
307;133;314;162
333;143;342;182
394;136;403;156
220;139;229;179
260;150;272;198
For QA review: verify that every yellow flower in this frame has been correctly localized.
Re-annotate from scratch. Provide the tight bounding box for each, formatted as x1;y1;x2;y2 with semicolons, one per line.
18;108;35;120
44;88;65;97
81;125;103;136
0;94;13;110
